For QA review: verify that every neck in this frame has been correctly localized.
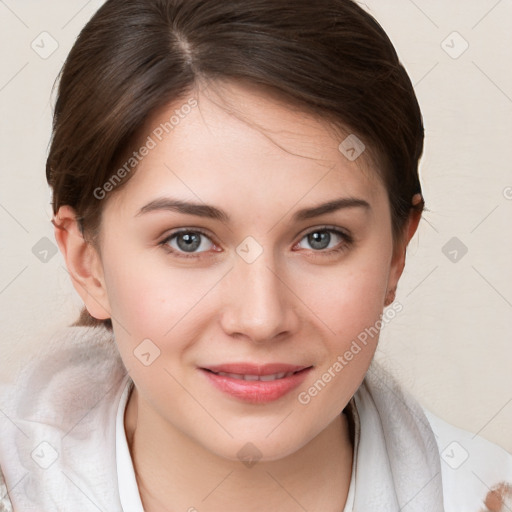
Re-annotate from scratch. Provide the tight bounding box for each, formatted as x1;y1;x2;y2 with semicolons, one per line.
124;386;354;512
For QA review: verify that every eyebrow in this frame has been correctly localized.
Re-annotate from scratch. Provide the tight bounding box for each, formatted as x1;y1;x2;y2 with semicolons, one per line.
135;196;371;223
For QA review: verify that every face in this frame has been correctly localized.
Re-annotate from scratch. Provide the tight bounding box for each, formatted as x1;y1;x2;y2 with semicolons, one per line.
88;80;404;461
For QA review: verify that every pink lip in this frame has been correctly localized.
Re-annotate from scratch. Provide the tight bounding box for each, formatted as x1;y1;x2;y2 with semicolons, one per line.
199;363;312;404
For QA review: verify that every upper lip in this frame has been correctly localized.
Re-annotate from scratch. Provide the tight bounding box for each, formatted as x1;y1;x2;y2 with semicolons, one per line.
202;363;311;376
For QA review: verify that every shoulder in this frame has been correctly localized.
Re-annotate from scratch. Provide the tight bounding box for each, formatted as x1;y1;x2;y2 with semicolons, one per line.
1;324;124;413
423;407;512;512
0;324;125;437
0;324;128;510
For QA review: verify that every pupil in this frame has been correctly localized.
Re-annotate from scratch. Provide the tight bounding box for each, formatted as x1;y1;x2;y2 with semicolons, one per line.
309;231;329;250
178;233;201;252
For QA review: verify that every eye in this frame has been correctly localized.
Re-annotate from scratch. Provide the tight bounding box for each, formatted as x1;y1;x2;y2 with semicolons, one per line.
294;226;353;255
160;229;218;258
160;226;353;260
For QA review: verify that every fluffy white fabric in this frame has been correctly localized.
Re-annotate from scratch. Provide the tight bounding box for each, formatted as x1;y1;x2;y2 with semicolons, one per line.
0;325;510;511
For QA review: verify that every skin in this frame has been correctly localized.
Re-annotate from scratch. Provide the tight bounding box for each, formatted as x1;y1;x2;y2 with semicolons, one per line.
55;80;421;511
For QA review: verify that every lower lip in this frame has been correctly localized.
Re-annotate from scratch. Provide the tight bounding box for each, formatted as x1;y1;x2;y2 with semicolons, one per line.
200;368;312;404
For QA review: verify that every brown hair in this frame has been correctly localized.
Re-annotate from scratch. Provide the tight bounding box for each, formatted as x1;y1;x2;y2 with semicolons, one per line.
47;0;425;331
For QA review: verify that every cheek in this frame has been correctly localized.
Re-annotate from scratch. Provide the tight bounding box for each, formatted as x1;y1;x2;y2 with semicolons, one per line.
103;261;163;331
293;260;390;419
101;243;211;334
295;251;391;337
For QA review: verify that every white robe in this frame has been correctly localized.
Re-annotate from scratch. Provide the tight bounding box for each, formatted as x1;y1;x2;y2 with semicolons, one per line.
0;325;511;511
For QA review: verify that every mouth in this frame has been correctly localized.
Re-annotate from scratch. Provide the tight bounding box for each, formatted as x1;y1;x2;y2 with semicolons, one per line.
205;369;303;381
199;363;313;403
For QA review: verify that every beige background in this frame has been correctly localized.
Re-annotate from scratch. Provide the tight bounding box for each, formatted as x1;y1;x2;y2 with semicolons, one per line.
0;0;511;455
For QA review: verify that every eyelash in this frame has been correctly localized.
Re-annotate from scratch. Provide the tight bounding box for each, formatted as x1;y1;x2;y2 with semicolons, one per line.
159;226;353;260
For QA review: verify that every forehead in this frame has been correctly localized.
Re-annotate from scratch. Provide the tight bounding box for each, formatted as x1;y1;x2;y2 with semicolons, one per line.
103;80;386;220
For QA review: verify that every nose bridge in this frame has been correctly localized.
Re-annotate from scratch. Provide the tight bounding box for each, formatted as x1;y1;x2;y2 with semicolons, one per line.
220;238;297;342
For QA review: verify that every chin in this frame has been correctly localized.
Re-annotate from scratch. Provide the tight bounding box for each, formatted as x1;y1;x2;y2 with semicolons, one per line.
197;422;318;465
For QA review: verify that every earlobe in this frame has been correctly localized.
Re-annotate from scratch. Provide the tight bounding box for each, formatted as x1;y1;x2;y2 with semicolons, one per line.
53;205;111;321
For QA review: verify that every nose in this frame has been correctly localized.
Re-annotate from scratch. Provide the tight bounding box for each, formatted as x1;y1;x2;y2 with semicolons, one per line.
219;247;300;344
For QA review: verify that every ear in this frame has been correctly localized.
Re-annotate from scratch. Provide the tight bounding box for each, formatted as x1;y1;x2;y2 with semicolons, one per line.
53;205;111;320
385;194;423;306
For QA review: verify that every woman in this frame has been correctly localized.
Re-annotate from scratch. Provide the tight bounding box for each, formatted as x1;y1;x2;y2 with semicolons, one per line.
0;0;511;510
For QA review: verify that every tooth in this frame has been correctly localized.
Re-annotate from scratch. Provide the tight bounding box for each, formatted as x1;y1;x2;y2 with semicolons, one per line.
217;372;245;380
213;371;296;381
